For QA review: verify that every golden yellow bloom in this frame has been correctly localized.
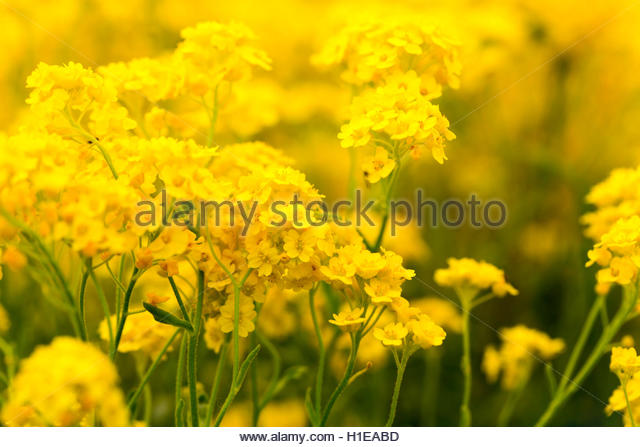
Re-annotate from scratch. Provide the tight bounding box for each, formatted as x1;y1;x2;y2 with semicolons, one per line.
204;317;225;353
610;347;640;381
606;373;640;426
413;297;462;333
482;325;565;390
313;15;460;90
1;245;27;272
176;21;271;96
586;215;640;292
329;307;366;332
99;311;176;358
218;295;257;337
407;314;446;349
1;337;128;426
581;166;640;241
374;322;408;347
361;147;396;183
622;335;635;348
434;257;518;298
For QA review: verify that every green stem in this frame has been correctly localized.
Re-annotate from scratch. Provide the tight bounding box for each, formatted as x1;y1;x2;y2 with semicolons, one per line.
205;342;228;426
78;261;91;339
497;376;528;426
115;256;125;319
174;333;188;426
309;287;325;413
232;285;241;381
112;267;140;359
623;379;636;427
251;331;259;426
1;210;87;341
460;297;472;426
88;268;113;351
421;350;441;426
187;270;205;426
536;287;637;426
386;347;411;427
256;330;281;411
558;294;605;392
129;329;181;410
320;334;360;426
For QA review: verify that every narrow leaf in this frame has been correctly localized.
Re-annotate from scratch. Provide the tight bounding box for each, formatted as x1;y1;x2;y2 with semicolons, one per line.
143;302;193;332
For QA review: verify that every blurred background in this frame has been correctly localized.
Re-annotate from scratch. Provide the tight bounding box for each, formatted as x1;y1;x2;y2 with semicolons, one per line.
2;0;640;426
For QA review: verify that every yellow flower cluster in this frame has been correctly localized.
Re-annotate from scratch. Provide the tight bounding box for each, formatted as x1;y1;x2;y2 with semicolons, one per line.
610;347;640;382
1;337;128;426
313;16;460;90
607;347;640;426
413;297;463;333
586;215;640;294
581;166;640;241
99;312;177;358
0;22;422;410
606;375;640;427
482;325;565;390
316;14;460;182
372;300;446;350
338;71;456;165
434;257;519;298
25;61;137;140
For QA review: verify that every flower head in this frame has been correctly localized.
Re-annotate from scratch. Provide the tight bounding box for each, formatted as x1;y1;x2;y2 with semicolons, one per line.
329;307;366;332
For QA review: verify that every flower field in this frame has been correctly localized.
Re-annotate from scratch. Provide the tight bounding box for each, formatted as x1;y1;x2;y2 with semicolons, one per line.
1;0;640;427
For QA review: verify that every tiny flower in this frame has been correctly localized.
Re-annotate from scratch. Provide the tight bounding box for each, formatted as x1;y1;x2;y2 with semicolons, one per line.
373;322;408;347
610;347;640;381
361;147;395;184
329;307;366;332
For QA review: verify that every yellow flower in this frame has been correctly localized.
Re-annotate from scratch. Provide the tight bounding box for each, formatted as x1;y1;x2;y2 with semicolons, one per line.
99;312;176;358
407;314;446;349
373;322;408;347
390;297;421;323
361;147;395;183
282;229;316;262
413;297;462;333
482;325;565;390
606;374;640;426
247;240;280;277
482;345;502;384
329;307;366;332
364;278;401;304
1;245;27;272
610;347;640;381
176;21;271;95
320;256;356;286
338;116;372;148
219;295;257;337
1;337;128;426
434;257;518;298
204;317;225;354
622;335;635;348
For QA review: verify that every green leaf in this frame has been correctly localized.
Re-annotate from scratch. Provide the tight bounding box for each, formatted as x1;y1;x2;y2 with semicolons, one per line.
235;344;262;390
143;302;193;332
